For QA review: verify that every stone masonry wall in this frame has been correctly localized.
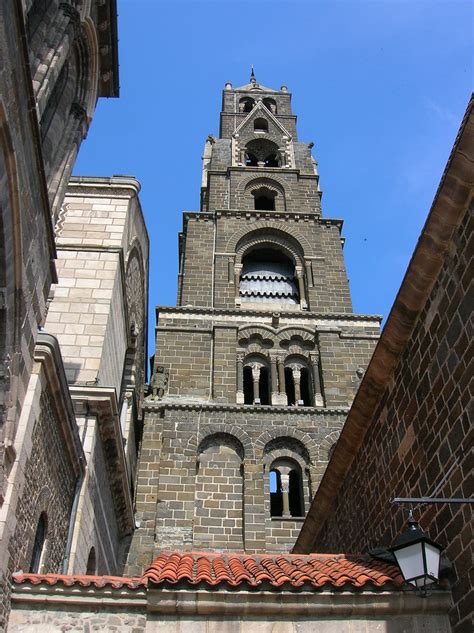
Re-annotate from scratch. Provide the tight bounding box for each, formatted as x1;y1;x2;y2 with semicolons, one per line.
314;203;473;633
125;406;347;575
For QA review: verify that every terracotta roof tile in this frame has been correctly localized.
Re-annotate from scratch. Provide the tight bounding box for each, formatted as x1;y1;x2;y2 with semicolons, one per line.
12;552;403;592
144;551;403;590
12;573;146;590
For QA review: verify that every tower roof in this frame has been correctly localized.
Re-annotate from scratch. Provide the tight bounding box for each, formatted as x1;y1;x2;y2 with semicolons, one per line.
233;67;281;93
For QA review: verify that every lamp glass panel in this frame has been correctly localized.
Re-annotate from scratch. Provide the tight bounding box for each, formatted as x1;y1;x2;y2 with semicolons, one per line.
424;542;441;580
394;542;425;584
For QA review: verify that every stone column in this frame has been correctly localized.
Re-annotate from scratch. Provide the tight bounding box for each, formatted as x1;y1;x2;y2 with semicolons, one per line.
234;264;242;304
251;364;261;404
295;266;307;309
280;473;291;518
310;352;324;407
292;367;302;405
270;356;278;404
236;354;244;404
274;357;288;405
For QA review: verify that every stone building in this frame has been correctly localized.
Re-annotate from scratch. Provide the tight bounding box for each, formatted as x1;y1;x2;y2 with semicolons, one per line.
125;73;380;574
294;98;473;633
0;1;149;628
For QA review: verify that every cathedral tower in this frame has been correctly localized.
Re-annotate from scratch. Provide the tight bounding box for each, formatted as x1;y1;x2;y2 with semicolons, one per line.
126;74;380;573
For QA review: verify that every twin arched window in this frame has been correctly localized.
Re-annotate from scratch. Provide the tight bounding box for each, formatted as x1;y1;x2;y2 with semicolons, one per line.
270;458;304;518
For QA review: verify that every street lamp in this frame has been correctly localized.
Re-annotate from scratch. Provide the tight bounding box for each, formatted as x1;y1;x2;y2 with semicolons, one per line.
389;510;443;594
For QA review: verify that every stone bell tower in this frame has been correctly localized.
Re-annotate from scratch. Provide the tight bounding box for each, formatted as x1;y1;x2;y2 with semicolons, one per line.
125;72;381;574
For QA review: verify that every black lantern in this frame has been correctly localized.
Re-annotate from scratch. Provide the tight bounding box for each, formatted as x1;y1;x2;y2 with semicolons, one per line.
389;511;443;593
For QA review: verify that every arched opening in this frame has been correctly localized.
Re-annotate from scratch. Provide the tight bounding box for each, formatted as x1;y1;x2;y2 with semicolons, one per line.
254;118;268;132
245;139;281;168
252;187;276;210
240;248;299;305
289;469;304;516
285;367;296;404
243;365;253;404
300;367;312;406
263;98;277;114
270;469;283;517
259;365;270;405
86;547;97;575
239;97;255;113
29;512;47;573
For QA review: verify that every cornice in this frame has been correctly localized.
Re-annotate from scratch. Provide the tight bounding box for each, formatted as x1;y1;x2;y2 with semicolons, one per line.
142;400;350;415
182;210;343;228
34;334;85;476
155;305;382;323
67;176;141;197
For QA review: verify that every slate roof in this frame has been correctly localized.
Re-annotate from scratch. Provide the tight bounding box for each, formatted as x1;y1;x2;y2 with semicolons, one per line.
13;552;403;592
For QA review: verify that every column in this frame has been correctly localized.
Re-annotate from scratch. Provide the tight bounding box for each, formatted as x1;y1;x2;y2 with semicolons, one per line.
234;264;242;304
251;364;261;404
236;354;244;404
310;352;324;407
292;367;302;405
295;266;307;309
275;357;288;405
270;356;278;404
280;473;290;518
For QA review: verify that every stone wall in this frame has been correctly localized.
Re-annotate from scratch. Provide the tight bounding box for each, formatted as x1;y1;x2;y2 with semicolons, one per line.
313;200;473;632
125;405;348;574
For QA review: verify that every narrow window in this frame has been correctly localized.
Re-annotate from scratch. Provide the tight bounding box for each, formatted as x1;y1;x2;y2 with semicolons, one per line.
259;366;270;405
254;118;268;132
240;98;255;113
289;469;304;517
285;367;296;405
300;367;312;406
270;469;283;516
263;98;277;114
243;365;253;404
86;547;97;575
30;513;47;573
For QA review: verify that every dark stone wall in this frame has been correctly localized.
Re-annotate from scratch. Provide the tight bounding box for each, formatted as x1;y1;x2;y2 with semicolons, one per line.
314;203;473;633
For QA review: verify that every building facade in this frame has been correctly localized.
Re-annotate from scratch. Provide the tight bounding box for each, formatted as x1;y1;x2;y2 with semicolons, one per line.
125;74;380;575
0;1;149;628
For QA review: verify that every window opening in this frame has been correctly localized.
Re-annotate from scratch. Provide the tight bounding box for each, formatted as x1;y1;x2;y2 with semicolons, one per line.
263;98;277;114
289;469;304;516
259;366;270;405
30;513;47;573
285;367;296;404
245;152;258;167
240;248;299;305
270;469;283;516
86;547;97;575
239;98;255;113
253;187;276;211
265;154;280;167
254;118;268;132
243;365;253;404
300;367;312;406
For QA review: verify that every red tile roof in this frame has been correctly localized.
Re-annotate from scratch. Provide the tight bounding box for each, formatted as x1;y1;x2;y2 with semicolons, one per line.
12;573;146;590
144;551;403;589
12;552;403;592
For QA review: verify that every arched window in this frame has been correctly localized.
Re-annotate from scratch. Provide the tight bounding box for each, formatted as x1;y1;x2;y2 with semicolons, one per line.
86;547;97;575
269;459;304;518
263;98;277;114
29;512;47;573
245;139;281;168
240;248;299;305
252;186;276;210
242;357;270;404
239;97;255;113
284;359;313;406
254;118;268;132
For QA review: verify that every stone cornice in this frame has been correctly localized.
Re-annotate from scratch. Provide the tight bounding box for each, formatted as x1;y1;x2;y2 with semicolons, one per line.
148;587;452;616
142;400;349;415
34;334;85;477
155;305;382;323
11;585;146;609
69;386;134;537
67;175;141;197
182;210;339;226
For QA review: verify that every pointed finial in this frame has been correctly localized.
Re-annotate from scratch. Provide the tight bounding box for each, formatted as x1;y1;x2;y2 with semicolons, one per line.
250;65;256;84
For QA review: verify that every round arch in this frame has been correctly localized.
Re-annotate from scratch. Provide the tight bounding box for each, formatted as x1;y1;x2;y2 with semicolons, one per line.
226;220;313;257
255;427;318;464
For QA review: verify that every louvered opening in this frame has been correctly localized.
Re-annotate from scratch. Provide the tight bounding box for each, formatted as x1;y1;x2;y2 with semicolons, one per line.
240;248;299;305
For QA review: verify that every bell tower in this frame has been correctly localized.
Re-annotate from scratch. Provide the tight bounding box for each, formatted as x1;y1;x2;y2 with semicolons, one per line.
126;74;381;574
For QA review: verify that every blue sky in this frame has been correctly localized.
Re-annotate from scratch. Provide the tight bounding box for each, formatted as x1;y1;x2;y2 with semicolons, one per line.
74;0;473;355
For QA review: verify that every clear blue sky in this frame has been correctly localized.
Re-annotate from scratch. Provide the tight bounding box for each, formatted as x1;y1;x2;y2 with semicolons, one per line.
74;0;473;356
